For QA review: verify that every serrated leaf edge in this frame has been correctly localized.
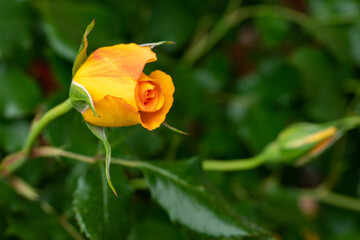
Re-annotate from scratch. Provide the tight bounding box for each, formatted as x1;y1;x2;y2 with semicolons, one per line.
142;161;271;238
73;167;93;240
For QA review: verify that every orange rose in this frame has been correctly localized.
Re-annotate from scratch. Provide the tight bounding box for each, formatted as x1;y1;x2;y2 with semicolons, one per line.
72;43;174;130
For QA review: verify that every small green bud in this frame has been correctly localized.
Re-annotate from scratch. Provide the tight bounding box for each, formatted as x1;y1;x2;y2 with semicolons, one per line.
277;122;339;165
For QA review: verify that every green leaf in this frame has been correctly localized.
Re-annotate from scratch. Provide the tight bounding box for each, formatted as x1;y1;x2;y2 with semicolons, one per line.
0;66;42;119
85;123;116;196
73;162;133;240
69;81;98;116
72;19;95;77
141;158;272;239
127;219;185;240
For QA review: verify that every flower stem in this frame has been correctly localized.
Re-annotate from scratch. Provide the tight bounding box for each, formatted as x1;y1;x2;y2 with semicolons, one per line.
301;188;360;213
5;146;360;213
33;146;95;163
202;155;266;171
23;99;73;156
32;146;142;169
2;99;73;173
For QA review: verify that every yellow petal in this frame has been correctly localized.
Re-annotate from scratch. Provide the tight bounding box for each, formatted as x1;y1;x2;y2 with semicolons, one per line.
75;43;157;81
139;70;174;130
83;96;141;127
74;75;138;109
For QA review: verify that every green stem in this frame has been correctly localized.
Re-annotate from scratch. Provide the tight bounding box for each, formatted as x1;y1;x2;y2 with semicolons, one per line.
301;189;360;213
4;99;73;173
33;146;95;163
322;192;360;213
7;146;360;213
202;155;266;171
32;146;142;169
23;99;73;155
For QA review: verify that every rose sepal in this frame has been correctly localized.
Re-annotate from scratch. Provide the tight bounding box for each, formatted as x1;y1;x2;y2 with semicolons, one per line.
69;81;98;116
85;122;117;196
72;19;95;77
139;41;175;49
162;122;189;135
69;19;98;116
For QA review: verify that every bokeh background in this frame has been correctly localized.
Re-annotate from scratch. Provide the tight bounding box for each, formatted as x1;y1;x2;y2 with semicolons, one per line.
1;0;360;239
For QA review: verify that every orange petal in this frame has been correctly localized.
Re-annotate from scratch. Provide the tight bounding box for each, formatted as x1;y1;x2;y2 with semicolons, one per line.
135;80;164;112
137;73;165;112
75;43;157;81
139;70;174;130
73;75;138;109
83;96;141;127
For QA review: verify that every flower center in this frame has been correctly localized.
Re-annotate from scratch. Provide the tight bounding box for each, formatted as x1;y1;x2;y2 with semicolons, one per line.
135;81;164;112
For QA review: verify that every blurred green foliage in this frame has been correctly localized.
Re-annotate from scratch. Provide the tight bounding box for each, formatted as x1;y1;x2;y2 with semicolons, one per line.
1;0;360;239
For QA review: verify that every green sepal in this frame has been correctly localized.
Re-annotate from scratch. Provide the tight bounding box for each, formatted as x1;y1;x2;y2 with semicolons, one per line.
260;116;360;166
72;19;95;77
69;82;98;116
85;122;117;196
162;122;189;135
139;41;175;49
277;122;336;162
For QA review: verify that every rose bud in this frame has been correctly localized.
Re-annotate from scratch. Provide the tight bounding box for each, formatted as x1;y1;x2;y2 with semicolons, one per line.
277;123;339;165
72;43;174;131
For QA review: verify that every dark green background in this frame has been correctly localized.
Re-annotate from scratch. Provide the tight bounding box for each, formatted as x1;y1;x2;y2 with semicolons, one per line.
1;0;360;239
